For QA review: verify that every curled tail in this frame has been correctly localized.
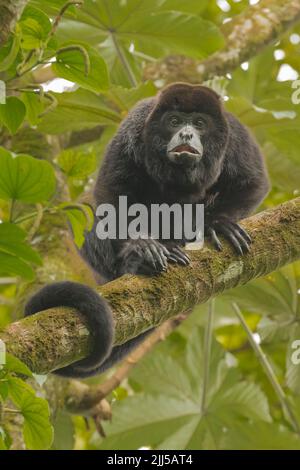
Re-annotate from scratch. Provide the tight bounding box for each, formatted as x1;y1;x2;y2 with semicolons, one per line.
25;281;153;378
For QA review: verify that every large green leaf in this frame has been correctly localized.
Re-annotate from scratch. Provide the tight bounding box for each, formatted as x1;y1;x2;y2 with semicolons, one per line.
100;328;270;450
38;89;121;134
0;148;56;203
52;45;109;93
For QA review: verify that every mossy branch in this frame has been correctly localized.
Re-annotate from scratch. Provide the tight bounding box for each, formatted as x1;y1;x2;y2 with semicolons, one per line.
144;0;300;83
1;197;300;375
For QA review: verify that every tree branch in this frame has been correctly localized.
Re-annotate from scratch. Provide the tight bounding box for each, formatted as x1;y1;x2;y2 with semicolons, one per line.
1;197;300;374
143;0;300;83
0;0;28;47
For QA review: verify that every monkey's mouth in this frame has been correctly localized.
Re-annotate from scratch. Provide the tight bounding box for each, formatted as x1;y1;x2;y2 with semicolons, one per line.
170;144;201;156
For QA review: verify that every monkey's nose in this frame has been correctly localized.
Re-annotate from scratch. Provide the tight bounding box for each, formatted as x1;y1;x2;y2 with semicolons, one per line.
179;131;193;141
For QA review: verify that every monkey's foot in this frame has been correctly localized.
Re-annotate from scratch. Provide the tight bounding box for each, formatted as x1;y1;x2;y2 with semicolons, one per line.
206;217;251;255
118;238;169;276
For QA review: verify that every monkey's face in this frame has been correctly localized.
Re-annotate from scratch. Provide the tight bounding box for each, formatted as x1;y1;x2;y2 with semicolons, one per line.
161;111;209;166
143;83;229;189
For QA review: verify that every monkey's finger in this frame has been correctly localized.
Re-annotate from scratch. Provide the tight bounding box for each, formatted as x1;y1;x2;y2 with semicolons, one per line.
166;253;185;264
149;244;168;271
158;244;171;257
170;247;190;265
231;229;250;253
167;252;189;266
219;226;243;255
208;228;222;251
144;247;161;271
230;223;252;244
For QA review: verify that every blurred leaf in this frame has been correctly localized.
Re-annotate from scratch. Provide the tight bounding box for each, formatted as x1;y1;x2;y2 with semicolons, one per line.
19;6;51;49
109;82;156;111
57;148;97;178
38;89;121;134
222;421;300;450
60;203;94;248
115;11;224;60
101;328;270;450
52;411;74;450
0;35;20;72
0;252;35;280
0;148;56;203
21;92;43;126
0;223;42;266
0;97;26;135
4;352;33;378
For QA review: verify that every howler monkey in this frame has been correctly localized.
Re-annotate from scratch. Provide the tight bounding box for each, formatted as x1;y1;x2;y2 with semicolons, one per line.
25;83;269;377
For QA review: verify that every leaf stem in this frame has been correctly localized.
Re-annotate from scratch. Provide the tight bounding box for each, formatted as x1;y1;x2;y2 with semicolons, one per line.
9;199;15;223
201;298;215;414
233;302;300;434
110;33;137;87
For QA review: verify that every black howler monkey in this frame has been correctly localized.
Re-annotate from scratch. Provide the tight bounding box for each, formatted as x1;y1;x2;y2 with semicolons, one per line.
25;83;269;377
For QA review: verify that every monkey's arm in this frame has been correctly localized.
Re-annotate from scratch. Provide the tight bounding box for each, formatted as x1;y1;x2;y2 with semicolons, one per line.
205;113;270;254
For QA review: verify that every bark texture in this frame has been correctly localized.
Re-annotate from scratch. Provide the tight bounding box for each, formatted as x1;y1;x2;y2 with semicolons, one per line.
0;0;28;46
1;198;300;374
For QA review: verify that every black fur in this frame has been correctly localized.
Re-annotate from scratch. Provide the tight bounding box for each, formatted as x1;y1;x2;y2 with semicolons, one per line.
25;83;269;377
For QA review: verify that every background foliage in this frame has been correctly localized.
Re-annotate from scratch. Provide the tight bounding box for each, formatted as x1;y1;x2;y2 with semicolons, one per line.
0;0;300;450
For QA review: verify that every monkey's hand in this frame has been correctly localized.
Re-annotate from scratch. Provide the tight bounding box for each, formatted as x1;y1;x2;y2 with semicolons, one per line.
118;238;170;276
205;216;251;255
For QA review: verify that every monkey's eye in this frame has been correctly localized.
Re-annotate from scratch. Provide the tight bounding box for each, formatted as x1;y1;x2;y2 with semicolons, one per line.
194;118;206;129
169;115;181;127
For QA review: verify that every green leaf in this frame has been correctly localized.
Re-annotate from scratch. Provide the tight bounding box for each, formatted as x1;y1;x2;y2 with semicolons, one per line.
0;35;20;72
8;377;53;450
21;92;43;126
38;89;120;134
222;421;300;450
57;148;97;178
22;393;53;450
117;11;224;59
108;82;157;112
161;0;209;14
0;97;26;135
4;352;33;378
52;411;74;450
19;6;52;49
60;203;94;248
0;148;56;203
0;426;12;450
0;252;35;280
52;45;109;93
0;382;9;401
0;223;42;266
